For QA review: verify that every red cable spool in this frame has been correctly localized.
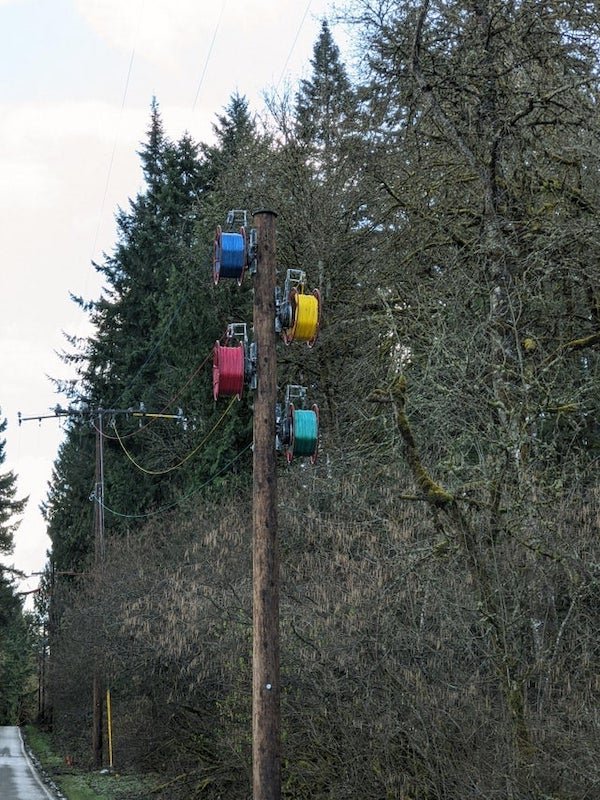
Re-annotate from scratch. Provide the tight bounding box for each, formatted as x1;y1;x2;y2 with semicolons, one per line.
213;341;245;400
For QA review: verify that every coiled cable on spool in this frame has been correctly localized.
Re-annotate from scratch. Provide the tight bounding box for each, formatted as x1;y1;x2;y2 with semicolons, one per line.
287;403;319;463
213;341;245;399
213;225;247;284
283;288;321;346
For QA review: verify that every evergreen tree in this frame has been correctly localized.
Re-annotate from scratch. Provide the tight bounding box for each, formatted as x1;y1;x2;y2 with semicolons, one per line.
42;425;95;574
0;576;35;724
269;21;370;447
0;410;33;724
52;101;214;552
0;410;27;557
295;20;354;152
199;92;259;193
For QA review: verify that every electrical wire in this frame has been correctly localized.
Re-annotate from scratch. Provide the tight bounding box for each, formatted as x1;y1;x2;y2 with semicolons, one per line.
112;394;238;475
99;441;252;519
191;0;227;112
277;0;313;91
93;349;213;441
291;408;319;457
88;0;146;286
287;292;320;343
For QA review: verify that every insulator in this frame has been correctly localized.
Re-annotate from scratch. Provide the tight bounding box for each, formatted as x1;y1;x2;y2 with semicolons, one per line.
213;225;247;284
213;341;245;400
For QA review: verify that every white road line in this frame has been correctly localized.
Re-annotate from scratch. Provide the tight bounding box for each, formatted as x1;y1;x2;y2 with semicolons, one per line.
17;728;58;800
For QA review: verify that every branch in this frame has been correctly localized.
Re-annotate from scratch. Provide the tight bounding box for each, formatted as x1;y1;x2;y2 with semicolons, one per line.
564;331;600;352
369;379;453;507
410;2;484;184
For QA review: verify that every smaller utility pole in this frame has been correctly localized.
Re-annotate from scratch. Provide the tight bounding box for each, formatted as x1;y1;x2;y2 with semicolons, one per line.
19;404;106;766
20;403;185;770
92;408;105;769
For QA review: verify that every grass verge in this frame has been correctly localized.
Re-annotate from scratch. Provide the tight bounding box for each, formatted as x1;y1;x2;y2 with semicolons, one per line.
23;725;161;800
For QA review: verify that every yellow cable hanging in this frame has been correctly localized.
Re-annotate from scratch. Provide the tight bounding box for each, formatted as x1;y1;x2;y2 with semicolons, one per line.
112;395;237;475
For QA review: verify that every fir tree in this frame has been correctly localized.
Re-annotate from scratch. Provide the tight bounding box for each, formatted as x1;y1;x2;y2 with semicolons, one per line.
0;410;26;558
295;20;354;153
200;93;258;192
0;410;33;725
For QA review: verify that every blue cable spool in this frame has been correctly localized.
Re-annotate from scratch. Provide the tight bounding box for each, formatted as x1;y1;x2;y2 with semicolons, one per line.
213;225;247;284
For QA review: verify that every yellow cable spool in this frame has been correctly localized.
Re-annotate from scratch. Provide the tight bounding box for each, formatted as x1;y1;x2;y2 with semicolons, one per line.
286;289;321;345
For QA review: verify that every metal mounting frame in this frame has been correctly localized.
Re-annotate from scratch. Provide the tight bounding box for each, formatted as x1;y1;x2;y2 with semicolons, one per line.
226;209;248;229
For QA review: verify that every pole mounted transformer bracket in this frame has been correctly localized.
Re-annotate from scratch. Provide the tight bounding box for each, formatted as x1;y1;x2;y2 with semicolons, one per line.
247;341;258;390
226;321;249;345
275;402;286;453
275;269;306;334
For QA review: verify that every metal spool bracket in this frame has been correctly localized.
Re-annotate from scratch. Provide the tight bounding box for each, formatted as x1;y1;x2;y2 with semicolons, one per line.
275;269;307;333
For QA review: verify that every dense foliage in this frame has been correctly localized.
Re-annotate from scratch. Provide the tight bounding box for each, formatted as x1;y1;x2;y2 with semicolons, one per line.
0;410;35;724
41;5;599;799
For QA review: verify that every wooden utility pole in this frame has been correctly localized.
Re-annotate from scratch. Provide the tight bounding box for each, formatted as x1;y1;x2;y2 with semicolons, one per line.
92;409;105;769
252;210;281;800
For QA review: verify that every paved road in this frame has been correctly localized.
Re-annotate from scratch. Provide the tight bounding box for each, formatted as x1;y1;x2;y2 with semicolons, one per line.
0;726;57;799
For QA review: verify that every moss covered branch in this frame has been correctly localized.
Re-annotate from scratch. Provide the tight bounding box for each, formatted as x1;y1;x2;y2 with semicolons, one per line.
370;377;454;507
563;331;600;352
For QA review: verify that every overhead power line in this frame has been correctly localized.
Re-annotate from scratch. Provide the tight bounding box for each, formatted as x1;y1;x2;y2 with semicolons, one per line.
277;0;314;90
95;349;213;442
191;0;227;112
112;394;237;475
99;441;252;520
89;0;145;268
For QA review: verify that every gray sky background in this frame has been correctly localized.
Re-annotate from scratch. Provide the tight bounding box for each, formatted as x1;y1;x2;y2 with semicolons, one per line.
0;0;343;606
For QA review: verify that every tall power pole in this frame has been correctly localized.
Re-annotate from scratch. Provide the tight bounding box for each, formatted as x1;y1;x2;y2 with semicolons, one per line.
252;210;281;800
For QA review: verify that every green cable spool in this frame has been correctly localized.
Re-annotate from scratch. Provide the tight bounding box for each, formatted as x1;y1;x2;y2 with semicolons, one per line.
291;407;319;459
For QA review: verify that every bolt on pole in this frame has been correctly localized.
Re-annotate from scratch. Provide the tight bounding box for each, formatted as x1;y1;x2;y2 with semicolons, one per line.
252;210;281;800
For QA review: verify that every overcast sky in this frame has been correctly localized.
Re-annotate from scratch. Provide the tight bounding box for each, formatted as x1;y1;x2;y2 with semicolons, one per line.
0;0;345;606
